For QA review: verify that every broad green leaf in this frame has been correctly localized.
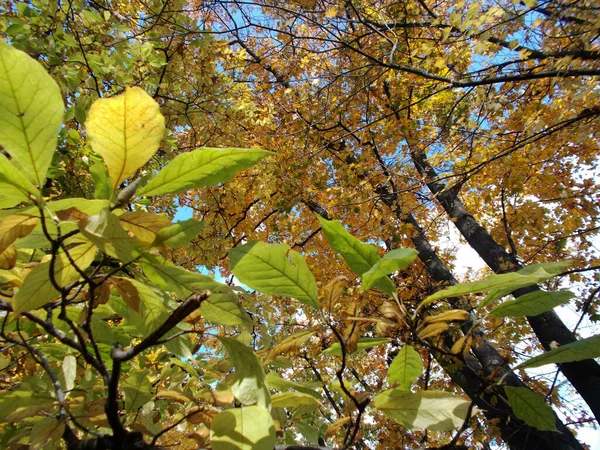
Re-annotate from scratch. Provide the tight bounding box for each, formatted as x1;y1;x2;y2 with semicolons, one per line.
138;147;271;197
229;241;319;309
516;334;600;369
361;248;418;292
505;387;557;431
0;154;40;204
211;405;276;450
0;214;38;252
317;216;396;296
0;390;54;421
373;389;471;431
80;209;135;261
122;371;153;412
265;372;321;400
30;418;65;450
13;242;97;313
489;291;574;318
323;337;391;356
271;391;320;408
388;345;423;389
200;292;251;326
119;211;172;245
62;355;77;392
89;157;112;200
153;218;204;248
142;258;218;298
219;337;270;410
0;42;64;186
128;278;168;331
86;87;165;190
421;261;571;310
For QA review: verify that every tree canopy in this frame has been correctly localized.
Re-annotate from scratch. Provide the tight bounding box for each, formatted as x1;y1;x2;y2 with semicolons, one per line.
0;0;599;449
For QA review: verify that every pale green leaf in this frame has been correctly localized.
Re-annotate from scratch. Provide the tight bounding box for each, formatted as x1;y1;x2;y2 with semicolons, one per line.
139;147;271;197
211;405;276;450
361;248;418;292
80;209;135;261
505;387;557;431
86;87;165;190
153;218;204;249
0;389;54;421
271;391;320;408
219;337;270;410
323;337;391;356
200;292;251;326
122;371;153;412
13;242;97;313
142;257;218;298
0;153;40;204
489;291;574;318
388;345;423;389
317;216;396;295
265;372;321;400
0;42;64;186
373;389;471;431
421;261;571;310
229;241;319;309
62;355;77;392
128;278;168;331
516;334;600;369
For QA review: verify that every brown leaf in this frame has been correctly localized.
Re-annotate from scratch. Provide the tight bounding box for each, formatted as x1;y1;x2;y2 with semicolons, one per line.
55;208;88;222
322;275;348;313
422;309;470;325
110;277;140;312
0;244;17;269
418;322;449;339
0;214;38;252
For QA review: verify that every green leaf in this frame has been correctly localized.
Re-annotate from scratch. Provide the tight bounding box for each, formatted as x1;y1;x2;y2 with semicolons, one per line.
89;157;112;200
142;257;218;298
323;337;391;356
271;391;320;408
138;147;271;197
0;42;64;186
13;242;97;313
153;218;204;249
317;216;396;295
229;241;319;309
0;389;54;421
360;248;418;292
373;389;471;431
80;209;135;261
128;278;168;331
218;337;270;410
421;261;571;310
0;154;40;205
122;371;153;412
505;387;557;431
200;292;251;326
86;87;165;191
62;355;77;392
265;372;321;400
211;405;276;450
489;291;574;318
516;334;600;369
388;345;423;389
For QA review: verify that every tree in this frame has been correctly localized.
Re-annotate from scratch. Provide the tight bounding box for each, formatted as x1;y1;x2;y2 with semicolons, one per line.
0;1;599;449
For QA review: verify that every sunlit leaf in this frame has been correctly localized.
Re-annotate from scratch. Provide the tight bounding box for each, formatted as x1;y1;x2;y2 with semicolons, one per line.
119;211;172;245
0;214;38;252
62;355;77;392
265;373;321;400
219;337;270;410
373;389;472;431
0;154;40;205
516;334;600;369
80;209;135;261
388;346;423;390
200;292;251;326
229;241;319;309
13;242;97;313
360;248;418;291
323;337;391;356
267;329;317;362
142;257;218;298
317;216;396;295
505;387;557;431
271;391;320;408
489;291;574;317
211;405;276;450
86;87;165;190
153;218;204;249
139;147;271;197
0;42;64;186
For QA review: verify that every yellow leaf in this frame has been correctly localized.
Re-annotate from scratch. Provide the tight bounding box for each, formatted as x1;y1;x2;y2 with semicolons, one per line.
119;211;172;245
422;309;470;325
321;275;348;313
267;328;317;362
0;244;17;269
418;322;449;339
154;390;191;403
0;214;38;252
326;6;338;17
450;335;473;356
325;416;351;438
86;87;165;190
